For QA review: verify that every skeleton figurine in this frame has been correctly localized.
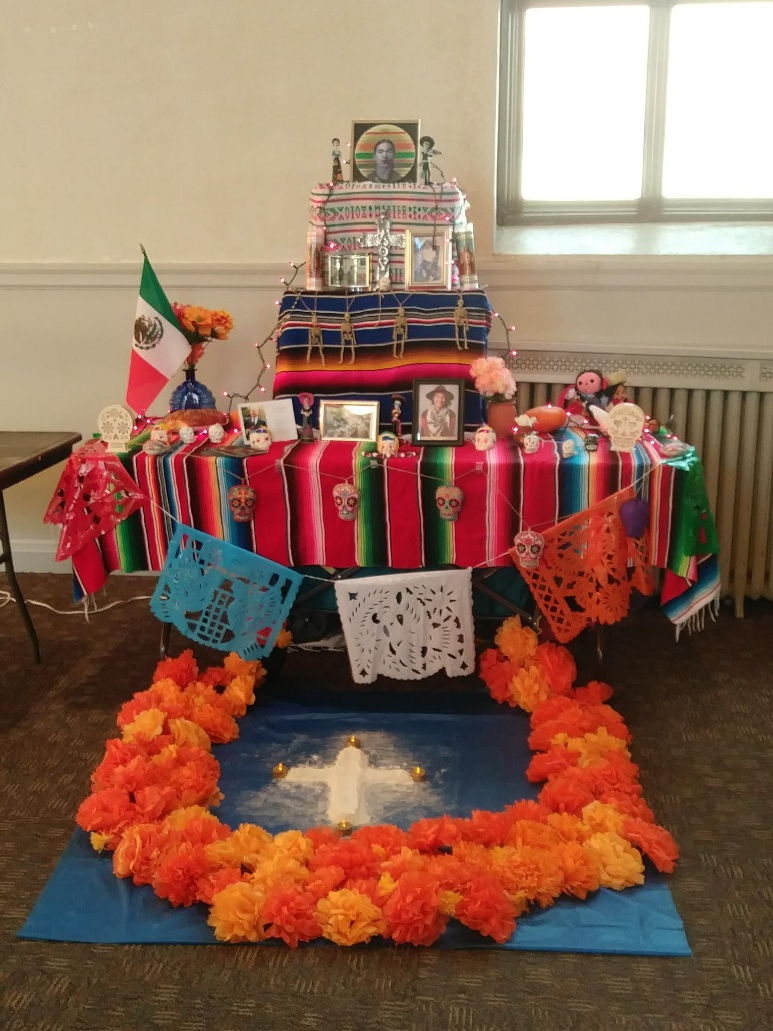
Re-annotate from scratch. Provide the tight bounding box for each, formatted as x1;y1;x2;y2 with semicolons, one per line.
453;296;469;351
393;305;408;358
306;315;325;365
339;311;356;364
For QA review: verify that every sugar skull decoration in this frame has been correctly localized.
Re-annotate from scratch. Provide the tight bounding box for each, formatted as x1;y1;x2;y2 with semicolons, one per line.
435;485;464;522
248;426;272;454
523;433;540;454
605;402;646;453
512;529;545;569
228;483;257;523
333;482;360;521
143;427;171;455
208;423;225;444
96;404;134;453
561;438;577;458
377;431;399;458
179;425;196;444
150;426;170;446
474;424;496;451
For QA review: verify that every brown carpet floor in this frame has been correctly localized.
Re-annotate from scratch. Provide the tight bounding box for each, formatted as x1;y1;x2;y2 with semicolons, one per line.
1;572;771;1031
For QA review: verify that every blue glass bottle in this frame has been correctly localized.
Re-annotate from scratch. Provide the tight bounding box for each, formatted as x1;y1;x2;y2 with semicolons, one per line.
169;367;216;411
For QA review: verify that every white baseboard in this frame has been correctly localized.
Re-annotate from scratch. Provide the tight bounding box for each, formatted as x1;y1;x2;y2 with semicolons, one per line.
9;541;62;574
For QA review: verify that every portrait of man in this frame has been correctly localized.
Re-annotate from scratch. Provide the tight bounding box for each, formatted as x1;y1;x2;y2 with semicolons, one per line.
351;121;420;183
407;230;450;288
415;382;462;443
413;239;441;282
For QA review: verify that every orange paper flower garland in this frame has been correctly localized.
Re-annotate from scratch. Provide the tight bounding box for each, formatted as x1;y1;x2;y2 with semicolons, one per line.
75;627;678;948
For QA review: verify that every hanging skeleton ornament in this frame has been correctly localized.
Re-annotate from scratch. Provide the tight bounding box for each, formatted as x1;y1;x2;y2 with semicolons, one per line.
333;482;361;521
228;483;257;523
512;529;545;569
453;296;469;350
435;485;464;522
339;311;356;364
605;402;646;453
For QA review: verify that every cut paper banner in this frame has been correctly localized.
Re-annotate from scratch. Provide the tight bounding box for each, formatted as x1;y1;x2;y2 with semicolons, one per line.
126;249;191;414
510;489;655;643
150;526;303;659
335;568;475;683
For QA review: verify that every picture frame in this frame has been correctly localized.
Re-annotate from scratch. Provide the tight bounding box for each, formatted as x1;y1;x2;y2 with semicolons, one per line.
324;250;372;292
236;398;298;443
405;228;452;290
411;379;465;447
351;120;420;184
319;400;380;442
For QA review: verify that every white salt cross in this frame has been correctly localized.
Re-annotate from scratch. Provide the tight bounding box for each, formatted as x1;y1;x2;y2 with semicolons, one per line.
357;211;406;291
283;745;413;826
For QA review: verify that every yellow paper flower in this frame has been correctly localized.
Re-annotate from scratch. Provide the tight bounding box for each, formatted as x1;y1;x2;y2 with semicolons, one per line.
377;872;398;896
581;801;627;836
208;880;268;942
223;654;263;680
205;823;273;870
222;673;257;716
315;889;386;946
583;831;645;890
508;664;551;712
272;830;314;864
276;628;293;649
122;707;166;743
169;717;211;751
438;889;462;917
567;727;631;768
90;831;113;853
494;616;539;665
251;850;309;893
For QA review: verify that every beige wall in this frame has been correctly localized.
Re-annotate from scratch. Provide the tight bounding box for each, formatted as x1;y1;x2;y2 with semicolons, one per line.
2;0;772;570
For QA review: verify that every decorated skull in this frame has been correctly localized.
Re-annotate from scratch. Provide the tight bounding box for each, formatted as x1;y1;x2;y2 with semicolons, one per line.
606;402;645;453
561;438;577;458
178;425;196;444
228;483;257;523
208;423;225;444
150;426;170;446
333;482;360;521
512;529;545;569
377;431;399;458
248;426;272;453
435;485;464;521
474;424;496;451
523;433;540;454
584;433;600;452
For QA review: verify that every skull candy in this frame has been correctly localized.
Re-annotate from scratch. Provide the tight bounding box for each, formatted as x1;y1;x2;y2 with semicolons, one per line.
474;424;496;451
561;438;577;458
228;483;257;523
248;426;272;453
208;423;225;444
512;529;545;569
333;482;360;521
435;485;464;522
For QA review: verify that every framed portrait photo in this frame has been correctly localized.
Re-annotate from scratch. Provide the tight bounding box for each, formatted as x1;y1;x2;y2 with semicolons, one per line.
351;120;420;184
324;250;372;292
411;379;465;447
236;398;298;442
319;400;380;442
405;228;452;289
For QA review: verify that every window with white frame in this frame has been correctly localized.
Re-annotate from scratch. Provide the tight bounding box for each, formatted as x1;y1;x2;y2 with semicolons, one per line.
497;0;773;224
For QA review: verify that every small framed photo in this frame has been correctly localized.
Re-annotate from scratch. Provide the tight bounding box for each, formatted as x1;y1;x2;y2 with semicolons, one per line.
237;398;298;442
324;250;372;292
405;228;452;289
319;400;380;442
411;379;465;446
351;120;420;184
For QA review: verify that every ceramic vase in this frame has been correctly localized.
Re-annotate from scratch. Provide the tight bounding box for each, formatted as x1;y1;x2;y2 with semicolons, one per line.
486;401;517;440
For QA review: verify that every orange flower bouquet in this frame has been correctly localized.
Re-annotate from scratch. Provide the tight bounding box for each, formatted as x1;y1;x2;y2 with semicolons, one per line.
172;303;234;370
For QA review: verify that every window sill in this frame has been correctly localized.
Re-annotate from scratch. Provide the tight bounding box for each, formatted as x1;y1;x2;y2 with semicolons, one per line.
494;222;773;257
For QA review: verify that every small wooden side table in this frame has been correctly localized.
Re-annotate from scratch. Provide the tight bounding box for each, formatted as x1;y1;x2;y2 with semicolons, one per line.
0;431;83;662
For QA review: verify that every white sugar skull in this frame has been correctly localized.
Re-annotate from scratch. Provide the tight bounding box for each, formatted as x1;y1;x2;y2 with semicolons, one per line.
474;424;496;451
561;438;577;458
248;426;272;453
377;431;399;458
150;426;170;446
435;485;464;521
512;529;545;569
179;425;196;444
333;482;360;521
142;439;170;456
97;404;134;453
523;433;540;454
606;403;645;453
208;423;225;444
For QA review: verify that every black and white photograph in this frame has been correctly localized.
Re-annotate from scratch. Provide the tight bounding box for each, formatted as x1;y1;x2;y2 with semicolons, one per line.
405;228;452;289
351;120;420;184
319;400;380;442
411;379;465;446
324;251;372;291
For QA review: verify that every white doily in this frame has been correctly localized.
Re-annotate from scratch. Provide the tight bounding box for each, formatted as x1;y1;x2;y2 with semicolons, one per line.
334;569;475;684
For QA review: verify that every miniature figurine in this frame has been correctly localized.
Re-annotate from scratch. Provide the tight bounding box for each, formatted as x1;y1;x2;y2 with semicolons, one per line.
306;315;325;365
331;138;343;183
559;370;613;421
453;296;469;351
299;392;315;441
339;311;356;364
391;394;404;438
393;305;408;358
606;369;630;407
419;135;442;186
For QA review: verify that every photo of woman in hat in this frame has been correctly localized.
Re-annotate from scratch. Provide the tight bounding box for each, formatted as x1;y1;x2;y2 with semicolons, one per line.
418;383;459;440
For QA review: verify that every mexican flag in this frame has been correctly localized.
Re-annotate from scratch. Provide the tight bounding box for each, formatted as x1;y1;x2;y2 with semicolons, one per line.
126;251;191;414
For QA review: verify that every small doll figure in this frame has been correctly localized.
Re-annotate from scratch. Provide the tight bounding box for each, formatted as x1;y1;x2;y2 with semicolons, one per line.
559;369;612;422
391;394;404;438
606;369;629;407
331;138;343;183
419;135;442;186
299;392;314;441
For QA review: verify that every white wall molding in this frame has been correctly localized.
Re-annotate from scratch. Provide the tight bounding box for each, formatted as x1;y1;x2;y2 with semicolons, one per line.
0;262;294;291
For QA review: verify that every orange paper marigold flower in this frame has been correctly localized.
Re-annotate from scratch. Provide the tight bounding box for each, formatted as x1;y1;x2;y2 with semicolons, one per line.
494;616;539;666
315;888;386;946
208;880;269;942
508;664;552;713
382;872;448;947
623;818;679;873
534;642;577;696
263;884;321;948
153;650;199;688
